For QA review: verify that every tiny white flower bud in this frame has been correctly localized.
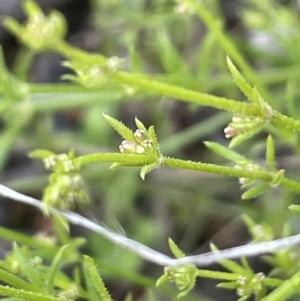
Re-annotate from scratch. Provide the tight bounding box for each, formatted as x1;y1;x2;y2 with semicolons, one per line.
224;126;238;138
134;129;147;142
136;145;145;154
119;140;137;153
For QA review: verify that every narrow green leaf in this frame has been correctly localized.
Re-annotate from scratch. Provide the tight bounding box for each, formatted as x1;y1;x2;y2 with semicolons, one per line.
2;18;22;38
53;214;70;244
0;267;33;290
241;183;269;200
168;238;185;258
217;281;237;289
229;124;263;148
252;87;265;108
103;113;135;141
271;169;284;186
0;227;57;253
140;162;158;180
156;274;169;287
148;126;160;155
210;244;244;274
204;141;249;163
46;244;69;294
0;284;71;301
82;258;98;301
83;256;113;301
28;149;56;160
266;135;276;171
13;243;44;292
23;0;43;17
241;257;251;271
237;296;249;301
242;215;256;230
109;162;125;170
61;74;79;83
135;117;148;133
156;28;188;74
226;56;254;102
288;205;300;215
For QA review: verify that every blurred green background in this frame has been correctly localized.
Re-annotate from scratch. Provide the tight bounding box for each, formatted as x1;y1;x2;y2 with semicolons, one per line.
1;0;300;300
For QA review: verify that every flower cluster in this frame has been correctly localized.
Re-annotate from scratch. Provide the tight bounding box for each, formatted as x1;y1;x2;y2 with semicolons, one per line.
163;265;197;298
236;272;265;299
30;149;88;211
42;152;88;210
119;129;153;155
4;0;67;51
4;245;42;276
224;115;264;139
62;56;123;88
156;238;197;298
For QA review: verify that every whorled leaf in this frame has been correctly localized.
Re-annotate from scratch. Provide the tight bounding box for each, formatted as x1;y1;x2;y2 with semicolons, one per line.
103;113;135;141
204;141;250;164
226;56;254;103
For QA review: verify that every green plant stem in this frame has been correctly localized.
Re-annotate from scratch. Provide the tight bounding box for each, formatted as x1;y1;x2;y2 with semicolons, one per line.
114;71;257;114
280;178;300;193
163;157;300;193
29;90;124;112
273;111;300;131
84;256;113;301
76;153;300;194
51;39;300;132
76;153;154;166
29;84;107;93
0;284;71;301
260;271;300;301
163;157;272;181
197;269;238;280
0;227;57;252
0;267;34;291
114;71;300;131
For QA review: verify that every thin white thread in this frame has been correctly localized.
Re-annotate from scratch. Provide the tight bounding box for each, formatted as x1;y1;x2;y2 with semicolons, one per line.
0;184;300;267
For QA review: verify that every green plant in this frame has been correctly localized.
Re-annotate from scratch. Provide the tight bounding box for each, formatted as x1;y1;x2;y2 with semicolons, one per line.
1;0;300;300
